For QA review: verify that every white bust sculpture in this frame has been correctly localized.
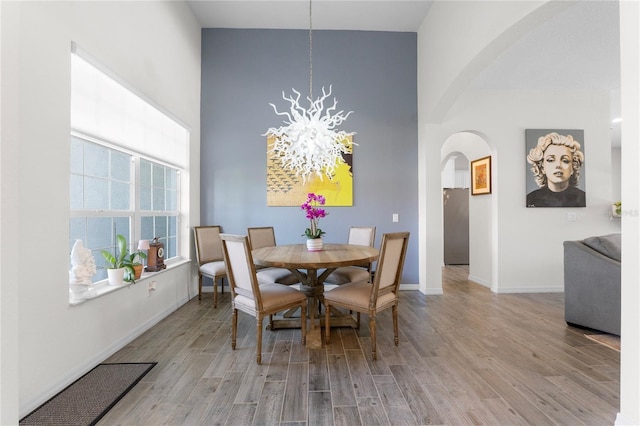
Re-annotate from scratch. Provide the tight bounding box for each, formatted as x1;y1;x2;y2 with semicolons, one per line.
69;239;97;286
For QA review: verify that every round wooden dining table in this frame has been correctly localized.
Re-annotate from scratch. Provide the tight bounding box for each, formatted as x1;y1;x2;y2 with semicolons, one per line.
252;243;379;348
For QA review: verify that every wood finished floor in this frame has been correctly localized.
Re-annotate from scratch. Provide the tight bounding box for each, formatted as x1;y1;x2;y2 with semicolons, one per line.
99;266;620;425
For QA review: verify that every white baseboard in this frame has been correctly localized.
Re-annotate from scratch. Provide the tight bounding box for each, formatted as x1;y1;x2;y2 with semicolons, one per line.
468;275;563;293
493;286;564;294
468;274;491;288
615;412;636;425
399;284;443;295
201;284;227;293
399;284;419;291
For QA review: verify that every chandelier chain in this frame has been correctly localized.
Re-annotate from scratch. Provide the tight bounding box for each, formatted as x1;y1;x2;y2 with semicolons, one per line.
309;0;313;100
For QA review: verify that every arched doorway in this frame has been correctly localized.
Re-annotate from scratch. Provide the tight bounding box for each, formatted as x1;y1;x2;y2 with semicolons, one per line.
441;131;494;290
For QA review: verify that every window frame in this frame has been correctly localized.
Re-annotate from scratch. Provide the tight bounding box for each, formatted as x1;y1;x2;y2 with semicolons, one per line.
70;130;183;285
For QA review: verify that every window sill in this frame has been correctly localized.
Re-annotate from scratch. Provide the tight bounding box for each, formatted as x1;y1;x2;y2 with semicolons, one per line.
69;258;191;306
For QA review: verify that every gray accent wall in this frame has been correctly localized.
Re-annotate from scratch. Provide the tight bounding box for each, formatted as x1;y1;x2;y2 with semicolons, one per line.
201;29;418;283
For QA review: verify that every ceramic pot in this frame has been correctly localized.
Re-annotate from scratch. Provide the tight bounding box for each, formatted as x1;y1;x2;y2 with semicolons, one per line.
306;238;323;252
107;268;125;286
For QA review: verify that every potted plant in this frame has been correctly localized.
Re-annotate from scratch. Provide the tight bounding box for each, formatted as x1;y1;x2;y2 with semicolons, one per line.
301;192;328;251
124;249;147;282
612;201;622;218
101;234;134;286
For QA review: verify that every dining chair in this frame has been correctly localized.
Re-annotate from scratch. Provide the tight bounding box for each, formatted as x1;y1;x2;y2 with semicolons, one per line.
324;231;410;360
247;226;300;285
220;233;307;364
193;225;227;308
324;226;376;286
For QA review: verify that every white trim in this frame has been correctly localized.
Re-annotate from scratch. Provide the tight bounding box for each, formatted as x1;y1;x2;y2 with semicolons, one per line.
469;274;491;288
492;286;564;294
71;130;183;171
69;258;190;305
615;412;636;425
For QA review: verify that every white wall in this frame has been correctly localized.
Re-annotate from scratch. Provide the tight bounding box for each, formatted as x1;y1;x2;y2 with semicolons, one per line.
612;146;621;201
618;1;640;423
445;89;619;292
0;1;201;421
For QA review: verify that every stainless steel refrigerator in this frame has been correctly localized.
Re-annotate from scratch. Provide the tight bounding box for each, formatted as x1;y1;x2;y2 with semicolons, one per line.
443;188;469;265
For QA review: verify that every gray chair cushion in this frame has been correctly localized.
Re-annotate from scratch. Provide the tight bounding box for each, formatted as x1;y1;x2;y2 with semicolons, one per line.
256;267;299;285
582;233;621;262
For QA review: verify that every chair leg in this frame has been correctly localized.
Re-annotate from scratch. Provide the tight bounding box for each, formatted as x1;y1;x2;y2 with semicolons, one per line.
256;317;263;365
213;278;219;308
198;274;203;301
356;312;361;328
231;308;238;350
370;314;377;360
393;304;399;346
324;302;331;344
300;303;307;345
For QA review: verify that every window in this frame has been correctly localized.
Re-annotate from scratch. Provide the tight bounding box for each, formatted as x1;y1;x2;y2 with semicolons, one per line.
70;44;187;284
70;135;180;282
140;159;179;259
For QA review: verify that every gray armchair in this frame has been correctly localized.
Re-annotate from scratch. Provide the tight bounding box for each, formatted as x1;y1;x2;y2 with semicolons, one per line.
563;234;621;336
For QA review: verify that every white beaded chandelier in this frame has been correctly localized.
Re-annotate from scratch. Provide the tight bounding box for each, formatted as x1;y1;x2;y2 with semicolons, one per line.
264;0;355;182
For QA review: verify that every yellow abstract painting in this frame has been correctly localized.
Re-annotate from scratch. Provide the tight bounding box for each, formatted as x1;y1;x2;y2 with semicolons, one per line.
267;135;353;206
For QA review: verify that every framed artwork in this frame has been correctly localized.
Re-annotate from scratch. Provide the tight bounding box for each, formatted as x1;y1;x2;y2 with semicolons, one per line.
525;129;585;208
470;156;491;196
266;135;354;206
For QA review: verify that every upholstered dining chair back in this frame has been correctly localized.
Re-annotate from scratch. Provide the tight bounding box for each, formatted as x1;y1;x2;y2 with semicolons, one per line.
324;226;376;286
247;226;277;250
247;226;300;285
371;232;409;301
220;234;261;304
194;225;224;264
220;234;307;364
348;226;376;247
324;231;410;360
193;225;227;307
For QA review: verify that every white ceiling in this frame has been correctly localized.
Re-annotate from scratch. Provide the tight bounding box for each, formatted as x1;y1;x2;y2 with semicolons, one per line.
186;0;621;145
187;0;435;32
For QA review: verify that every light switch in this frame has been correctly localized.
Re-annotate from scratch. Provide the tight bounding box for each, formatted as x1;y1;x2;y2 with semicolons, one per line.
566;212;577;222
392;213;399;223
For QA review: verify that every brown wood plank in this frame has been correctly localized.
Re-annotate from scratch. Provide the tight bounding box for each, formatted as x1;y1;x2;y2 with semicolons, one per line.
356;397;390;426
253;380;286;425
333;405;361;426
309;391;333;426
344;349;378;398
327;354;356;406
282;362;309;422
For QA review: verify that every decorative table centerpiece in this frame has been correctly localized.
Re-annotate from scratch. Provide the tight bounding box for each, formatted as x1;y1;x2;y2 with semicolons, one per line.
302;192;328;251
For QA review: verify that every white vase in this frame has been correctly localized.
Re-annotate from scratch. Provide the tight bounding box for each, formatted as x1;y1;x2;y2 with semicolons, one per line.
306;238;323;252
107;268;125;286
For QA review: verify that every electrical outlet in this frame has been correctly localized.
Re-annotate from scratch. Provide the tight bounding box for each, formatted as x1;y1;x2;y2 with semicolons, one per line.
393;213;399;223
148;281;157;294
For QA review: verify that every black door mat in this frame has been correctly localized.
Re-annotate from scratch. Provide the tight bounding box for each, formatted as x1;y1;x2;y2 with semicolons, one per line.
20;362;156;426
